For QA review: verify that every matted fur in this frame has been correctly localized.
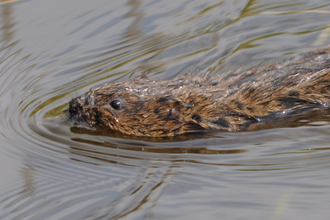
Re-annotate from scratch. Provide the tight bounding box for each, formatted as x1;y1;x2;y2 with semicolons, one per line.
69;46;330;137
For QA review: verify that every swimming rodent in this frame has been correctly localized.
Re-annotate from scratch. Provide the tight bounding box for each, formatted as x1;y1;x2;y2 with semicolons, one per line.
69;45;330;137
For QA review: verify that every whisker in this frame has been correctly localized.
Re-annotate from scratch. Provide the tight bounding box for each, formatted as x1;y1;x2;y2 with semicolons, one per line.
68;76;79;97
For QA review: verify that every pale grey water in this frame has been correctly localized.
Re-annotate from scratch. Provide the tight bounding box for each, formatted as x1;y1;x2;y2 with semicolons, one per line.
1;0;330;219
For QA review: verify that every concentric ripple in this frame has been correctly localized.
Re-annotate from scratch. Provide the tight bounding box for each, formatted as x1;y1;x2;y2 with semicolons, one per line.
1;0;330;219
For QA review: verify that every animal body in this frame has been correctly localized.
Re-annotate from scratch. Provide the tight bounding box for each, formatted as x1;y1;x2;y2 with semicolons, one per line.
69;46;330;137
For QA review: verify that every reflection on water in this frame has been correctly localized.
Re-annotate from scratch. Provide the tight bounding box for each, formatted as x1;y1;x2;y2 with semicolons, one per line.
1;0;330;219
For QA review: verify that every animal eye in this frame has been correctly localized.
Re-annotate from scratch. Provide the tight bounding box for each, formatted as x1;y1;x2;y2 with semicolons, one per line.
110;100;122;110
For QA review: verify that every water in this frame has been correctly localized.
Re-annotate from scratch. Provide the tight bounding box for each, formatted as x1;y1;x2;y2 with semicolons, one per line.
1;0;330;219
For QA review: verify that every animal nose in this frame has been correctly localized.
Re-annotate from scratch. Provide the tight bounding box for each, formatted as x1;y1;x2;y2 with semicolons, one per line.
69;97;83;116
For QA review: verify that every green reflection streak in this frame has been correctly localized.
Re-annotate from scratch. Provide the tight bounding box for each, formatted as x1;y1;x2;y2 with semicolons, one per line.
200;2;223;15
44;103;68;118
261;3;330;15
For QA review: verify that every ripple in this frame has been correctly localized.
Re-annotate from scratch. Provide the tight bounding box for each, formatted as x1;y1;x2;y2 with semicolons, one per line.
1;0;330;219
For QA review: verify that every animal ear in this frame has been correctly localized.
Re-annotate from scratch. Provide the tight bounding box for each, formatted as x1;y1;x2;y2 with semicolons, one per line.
156;96;183;119
156;95;194;119
168;101;181;119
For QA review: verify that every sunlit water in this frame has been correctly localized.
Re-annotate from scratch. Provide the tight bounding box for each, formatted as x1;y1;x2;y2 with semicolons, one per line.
1;0;330;219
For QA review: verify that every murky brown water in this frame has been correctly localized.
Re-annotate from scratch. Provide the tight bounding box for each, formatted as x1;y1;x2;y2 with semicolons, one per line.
1;0;330;219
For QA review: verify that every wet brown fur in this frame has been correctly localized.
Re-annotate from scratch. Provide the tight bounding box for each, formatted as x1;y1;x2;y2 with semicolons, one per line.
69;45;330;137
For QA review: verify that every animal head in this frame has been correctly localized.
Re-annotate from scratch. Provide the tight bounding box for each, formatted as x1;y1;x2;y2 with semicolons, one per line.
68;77;206;136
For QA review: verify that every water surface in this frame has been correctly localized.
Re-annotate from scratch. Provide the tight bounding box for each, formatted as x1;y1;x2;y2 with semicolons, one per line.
1;0;330;219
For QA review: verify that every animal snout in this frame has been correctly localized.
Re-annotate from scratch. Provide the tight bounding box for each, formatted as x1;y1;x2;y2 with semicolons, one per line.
69;97;84;116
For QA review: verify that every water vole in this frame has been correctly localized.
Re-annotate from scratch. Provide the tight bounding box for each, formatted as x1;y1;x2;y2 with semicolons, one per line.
69;46;330;137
